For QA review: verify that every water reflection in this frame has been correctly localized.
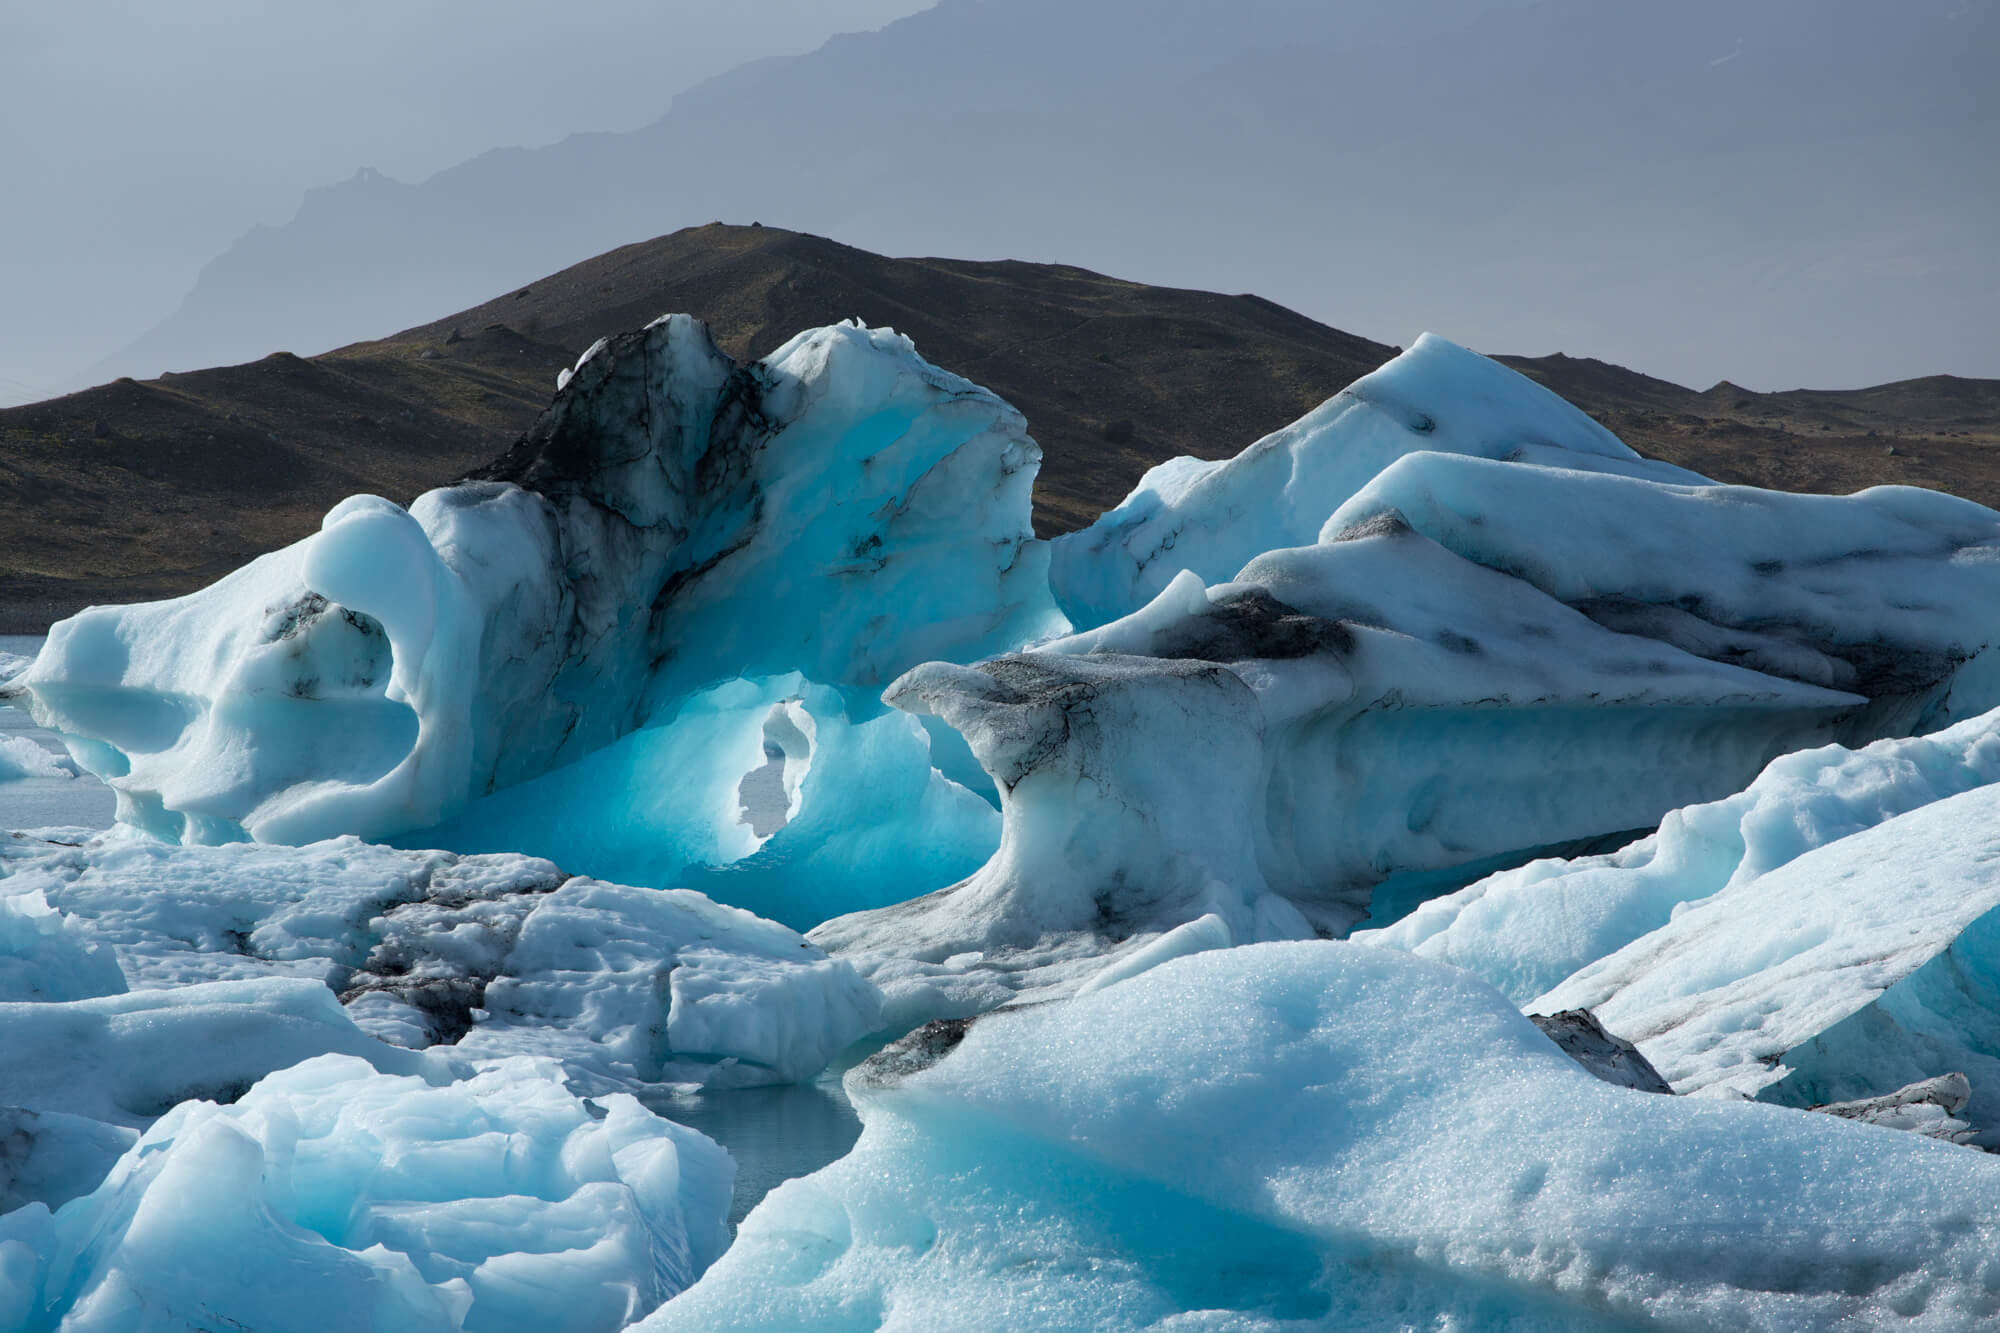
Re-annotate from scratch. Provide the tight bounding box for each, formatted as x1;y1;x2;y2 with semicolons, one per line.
643;1079;863;1230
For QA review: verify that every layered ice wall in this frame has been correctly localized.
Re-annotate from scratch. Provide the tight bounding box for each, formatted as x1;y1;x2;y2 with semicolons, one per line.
19;317;1059;850
647;943;2000;1331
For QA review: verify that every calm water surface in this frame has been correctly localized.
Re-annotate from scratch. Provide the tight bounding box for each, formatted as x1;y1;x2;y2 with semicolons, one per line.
1;634;115;833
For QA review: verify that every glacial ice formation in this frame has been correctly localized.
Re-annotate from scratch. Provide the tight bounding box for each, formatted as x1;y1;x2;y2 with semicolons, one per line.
1;835;880;1092
1531;782;2000;1141
819;519;1883;1024
0;1055;732;1333
18;316;1059;850
646;943;2000;1331
1047;333;1708;628
1361;704;2000;1001
17;314;2000;1329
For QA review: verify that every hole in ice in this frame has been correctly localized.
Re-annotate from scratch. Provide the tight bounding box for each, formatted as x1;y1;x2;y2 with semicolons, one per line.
736;700;813;839
737;739;790;837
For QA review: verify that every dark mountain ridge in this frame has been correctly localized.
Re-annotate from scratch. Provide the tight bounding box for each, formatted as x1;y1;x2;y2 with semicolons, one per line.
5;224;1996;633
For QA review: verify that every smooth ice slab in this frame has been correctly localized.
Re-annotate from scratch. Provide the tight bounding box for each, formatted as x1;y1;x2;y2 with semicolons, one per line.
0;1055;733;1333
1323;450;2000;728
646;942;2000;1331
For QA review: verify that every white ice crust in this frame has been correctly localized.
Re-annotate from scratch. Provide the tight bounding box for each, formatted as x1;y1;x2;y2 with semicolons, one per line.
648;943;2000;1331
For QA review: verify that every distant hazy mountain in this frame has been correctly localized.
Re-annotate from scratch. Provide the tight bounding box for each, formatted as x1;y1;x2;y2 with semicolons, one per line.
105;0;1997;392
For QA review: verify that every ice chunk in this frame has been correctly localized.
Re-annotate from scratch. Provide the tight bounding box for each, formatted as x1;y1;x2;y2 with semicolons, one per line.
1048;333;1706;627
0;1055;732;1333
646;942;2000;1330
453;876;883;1090
0;888;124;1002
21;317;1062;848
1533;784;2000;1141
1361;704;2000;1001
0;733;73;781
0;977;442;1129
1814;1074;1978;1146
3;835;882;1091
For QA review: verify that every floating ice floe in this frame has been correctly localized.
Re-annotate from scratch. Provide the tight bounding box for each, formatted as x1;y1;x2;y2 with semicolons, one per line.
0;735;73;783
0;1055;732;1333
646;942;2000;1331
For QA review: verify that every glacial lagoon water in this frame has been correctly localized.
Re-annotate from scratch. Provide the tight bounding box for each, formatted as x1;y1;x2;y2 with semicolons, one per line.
1;634;116;833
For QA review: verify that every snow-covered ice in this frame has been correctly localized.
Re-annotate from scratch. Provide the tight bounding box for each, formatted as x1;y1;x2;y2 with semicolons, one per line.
1048;333;1706;628
646;942;2000;1331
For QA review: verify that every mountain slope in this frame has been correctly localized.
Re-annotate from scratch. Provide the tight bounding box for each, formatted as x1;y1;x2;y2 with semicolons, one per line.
5;224;1997;632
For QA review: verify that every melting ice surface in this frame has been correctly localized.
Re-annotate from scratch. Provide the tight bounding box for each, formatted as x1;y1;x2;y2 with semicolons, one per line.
14;320;2000;1329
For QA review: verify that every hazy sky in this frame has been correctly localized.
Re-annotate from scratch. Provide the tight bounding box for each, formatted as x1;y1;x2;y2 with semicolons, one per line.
3;0;1993;405
0;0;930;405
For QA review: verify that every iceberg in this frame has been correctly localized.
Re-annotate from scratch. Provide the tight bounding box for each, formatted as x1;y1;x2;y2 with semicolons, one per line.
646;942;2000;1330
0;1055;732;1333
819;518;1875;1027
18;317;1059;852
